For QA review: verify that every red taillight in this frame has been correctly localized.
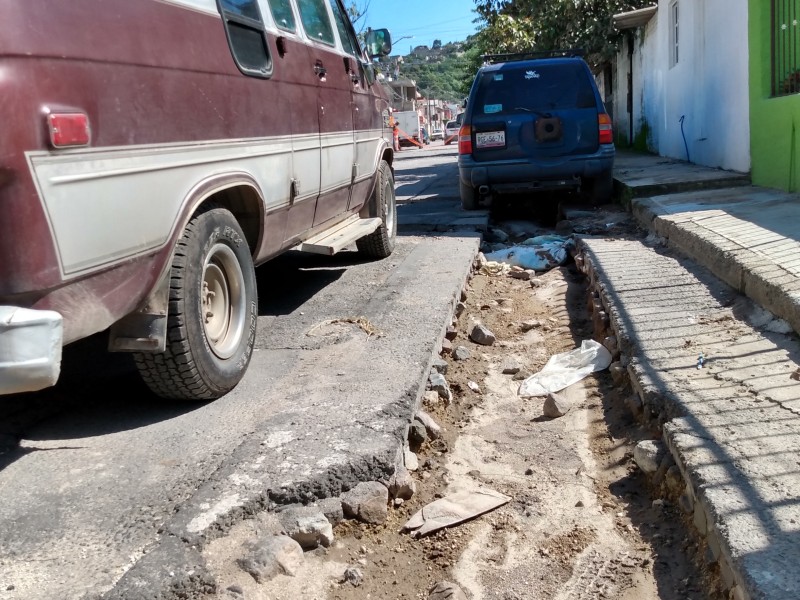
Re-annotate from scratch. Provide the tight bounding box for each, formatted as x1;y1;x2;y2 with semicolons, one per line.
458;125;472;155
598;113;613;145
47;112;91;148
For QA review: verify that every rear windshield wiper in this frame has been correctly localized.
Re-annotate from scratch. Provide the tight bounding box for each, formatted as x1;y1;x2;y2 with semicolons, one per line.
513;107;552;118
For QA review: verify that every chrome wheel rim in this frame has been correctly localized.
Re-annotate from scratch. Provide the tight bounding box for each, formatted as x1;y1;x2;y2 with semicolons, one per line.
384;179;396;236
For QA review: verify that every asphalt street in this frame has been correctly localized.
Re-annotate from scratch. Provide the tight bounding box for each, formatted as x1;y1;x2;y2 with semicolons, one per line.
0;143;480;600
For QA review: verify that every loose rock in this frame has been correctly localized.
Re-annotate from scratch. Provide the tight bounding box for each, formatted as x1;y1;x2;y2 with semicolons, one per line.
470;323;496;346
529;278;545;288
428;372;452;404
430;357;448;375
341;481;389;525
415;410;442;439
429;580;469;600
408;418;428;449
501;359;522;375
543;392;571;418
388;465;416;501
279;507;334;549
509;269;532;281
519;319;541;332
453;346;471;361
315;497;343;527
342;566;364;587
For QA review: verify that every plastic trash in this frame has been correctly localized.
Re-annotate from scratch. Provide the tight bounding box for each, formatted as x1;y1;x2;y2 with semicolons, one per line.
484;236;571;271
518;339;613;397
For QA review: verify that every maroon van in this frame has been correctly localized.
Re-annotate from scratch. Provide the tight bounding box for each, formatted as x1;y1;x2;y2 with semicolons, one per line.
0;0;396;400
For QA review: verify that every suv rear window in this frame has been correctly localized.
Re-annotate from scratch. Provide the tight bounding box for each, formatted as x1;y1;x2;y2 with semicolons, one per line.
473;62;596;116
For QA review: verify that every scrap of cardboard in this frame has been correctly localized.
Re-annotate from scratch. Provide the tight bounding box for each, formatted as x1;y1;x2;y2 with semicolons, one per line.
401;488;511;538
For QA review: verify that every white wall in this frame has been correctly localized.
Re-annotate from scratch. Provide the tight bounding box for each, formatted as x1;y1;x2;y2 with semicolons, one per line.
614;0;750;173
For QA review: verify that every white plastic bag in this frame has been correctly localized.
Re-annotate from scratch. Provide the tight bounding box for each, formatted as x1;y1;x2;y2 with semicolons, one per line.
518;340;613;397
484;236;570;271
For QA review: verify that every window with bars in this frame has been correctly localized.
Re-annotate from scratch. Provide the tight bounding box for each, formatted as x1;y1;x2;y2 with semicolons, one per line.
772;0;800;96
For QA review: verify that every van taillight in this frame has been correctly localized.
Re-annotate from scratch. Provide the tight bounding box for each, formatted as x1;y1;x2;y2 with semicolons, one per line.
47;113;91;148
458;125;472;155
598;113;613;145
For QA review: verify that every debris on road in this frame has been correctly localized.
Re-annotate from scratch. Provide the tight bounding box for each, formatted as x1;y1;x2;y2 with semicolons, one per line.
237;536;304;582
484;235;572;271
341;482;389;525
542;391;572;418
518;339;613;397
633;440;667;474
279;507;334;549
469;323;496;346
401;488;511;538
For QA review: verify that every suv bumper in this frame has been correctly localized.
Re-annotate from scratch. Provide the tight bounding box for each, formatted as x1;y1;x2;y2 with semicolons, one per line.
459;146;615;192
1;306;63;395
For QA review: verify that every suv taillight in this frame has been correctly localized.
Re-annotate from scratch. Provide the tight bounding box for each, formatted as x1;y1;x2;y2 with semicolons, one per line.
599;113;613;145
458;125;472;155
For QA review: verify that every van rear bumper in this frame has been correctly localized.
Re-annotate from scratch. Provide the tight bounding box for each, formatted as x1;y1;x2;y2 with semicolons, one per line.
0;306;63;395
459;147;615;191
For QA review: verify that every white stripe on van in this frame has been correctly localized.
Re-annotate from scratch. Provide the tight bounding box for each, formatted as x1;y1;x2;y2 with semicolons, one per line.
26;130;386;278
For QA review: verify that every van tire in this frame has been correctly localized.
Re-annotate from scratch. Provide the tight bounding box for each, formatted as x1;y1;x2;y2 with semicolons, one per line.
460;181;478;210
357;160;396;259
134;208;257;400
584;169;614;205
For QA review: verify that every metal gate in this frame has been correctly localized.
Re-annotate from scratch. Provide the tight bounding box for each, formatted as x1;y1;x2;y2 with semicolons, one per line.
772;0;800;96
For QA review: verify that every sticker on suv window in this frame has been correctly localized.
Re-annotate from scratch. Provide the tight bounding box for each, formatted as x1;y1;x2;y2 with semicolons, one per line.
484;104;502;114
493;74;504;81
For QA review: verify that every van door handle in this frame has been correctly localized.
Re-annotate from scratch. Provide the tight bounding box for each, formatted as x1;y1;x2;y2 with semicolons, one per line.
314;62;327;79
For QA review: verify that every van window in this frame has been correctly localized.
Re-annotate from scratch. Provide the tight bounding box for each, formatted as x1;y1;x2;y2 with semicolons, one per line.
474;63;596;116
329;0;361;57
297;0;335;45
218;0;272;77
268;0;297;33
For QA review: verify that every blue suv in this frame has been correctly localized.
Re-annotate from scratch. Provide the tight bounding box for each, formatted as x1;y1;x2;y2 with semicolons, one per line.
457;52;615;209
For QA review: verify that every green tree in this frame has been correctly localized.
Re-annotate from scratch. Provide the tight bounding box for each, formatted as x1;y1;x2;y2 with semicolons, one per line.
473;0;652;68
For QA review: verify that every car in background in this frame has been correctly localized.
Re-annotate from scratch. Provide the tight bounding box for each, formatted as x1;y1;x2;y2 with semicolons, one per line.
457;52;615;210
444;121;459;145
430;127;444;141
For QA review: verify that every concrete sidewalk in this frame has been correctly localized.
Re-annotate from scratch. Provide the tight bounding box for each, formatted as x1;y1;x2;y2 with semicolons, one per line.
616;150;800;336
579;151;800;600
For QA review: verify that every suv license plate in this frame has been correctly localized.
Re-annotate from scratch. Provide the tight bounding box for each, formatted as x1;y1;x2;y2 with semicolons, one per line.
476;131;505;148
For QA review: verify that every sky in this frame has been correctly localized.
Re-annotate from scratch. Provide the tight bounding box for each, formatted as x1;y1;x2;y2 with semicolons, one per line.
359;0;478;52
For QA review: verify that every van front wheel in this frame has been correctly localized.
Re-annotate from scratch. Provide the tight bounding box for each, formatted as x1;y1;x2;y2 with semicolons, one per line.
357;160;397;259
134;208;257;400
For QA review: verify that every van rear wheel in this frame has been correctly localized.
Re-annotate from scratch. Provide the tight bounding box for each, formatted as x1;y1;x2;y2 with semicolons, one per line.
134;208;257;400
357;160;396;259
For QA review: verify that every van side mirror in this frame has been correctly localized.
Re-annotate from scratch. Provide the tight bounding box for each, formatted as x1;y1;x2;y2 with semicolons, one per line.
366;28;392;58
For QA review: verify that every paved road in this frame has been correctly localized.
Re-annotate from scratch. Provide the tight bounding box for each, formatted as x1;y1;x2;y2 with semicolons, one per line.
0;146;480;600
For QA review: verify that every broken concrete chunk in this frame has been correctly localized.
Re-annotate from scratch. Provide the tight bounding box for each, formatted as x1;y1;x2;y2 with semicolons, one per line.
422;390;442;407
440;338;453;355
445;325;458;341
341;481;389;525
470;323;496;346
603;335;619;358
429;581;469;600
509;269;532;281
543;392;571;418
279;507;334;549
501;359;522;375
402;488;510;538
455;301;467;318
633;439;667;474
237;535;304;582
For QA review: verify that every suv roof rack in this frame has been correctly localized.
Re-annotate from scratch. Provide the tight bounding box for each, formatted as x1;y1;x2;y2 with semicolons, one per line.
481;49;585;65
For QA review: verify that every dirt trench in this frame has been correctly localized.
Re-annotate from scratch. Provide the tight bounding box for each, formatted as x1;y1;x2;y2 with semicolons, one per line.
205;212;724;600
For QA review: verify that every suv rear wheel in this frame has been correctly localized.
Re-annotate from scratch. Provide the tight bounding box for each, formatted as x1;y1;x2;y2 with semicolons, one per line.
583;169;614;205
